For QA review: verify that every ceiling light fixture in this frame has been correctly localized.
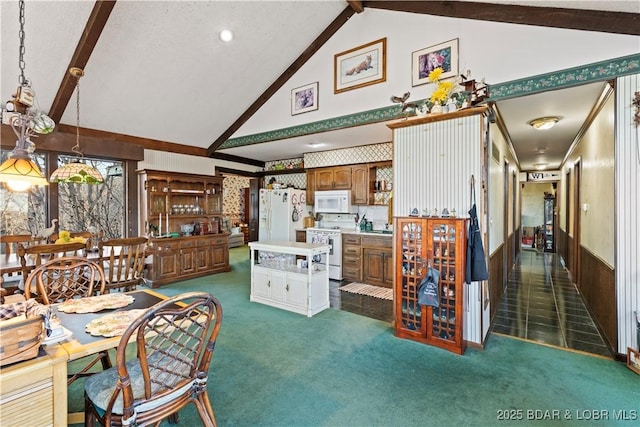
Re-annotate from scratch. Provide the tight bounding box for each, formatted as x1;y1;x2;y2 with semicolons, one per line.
219;29;234;42
0;0;54;192
50;68;104;184
533;163;547;170
528;116;559;130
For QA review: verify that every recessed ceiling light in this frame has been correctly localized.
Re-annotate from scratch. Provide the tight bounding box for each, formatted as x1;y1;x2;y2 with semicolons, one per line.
528;116;559;130
219;29;233;43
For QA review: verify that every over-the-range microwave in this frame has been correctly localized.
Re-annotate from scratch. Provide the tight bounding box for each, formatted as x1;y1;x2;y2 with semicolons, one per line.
314;190;352;214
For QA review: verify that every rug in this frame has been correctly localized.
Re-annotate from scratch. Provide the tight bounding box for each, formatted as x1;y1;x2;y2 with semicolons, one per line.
340;282;393;300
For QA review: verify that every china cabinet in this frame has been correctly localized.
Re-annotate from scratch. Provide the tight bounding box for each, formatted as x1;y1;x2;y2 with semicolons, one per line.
249;241;330;317
138;170;230;287
543;195;555;253
394;217;467;354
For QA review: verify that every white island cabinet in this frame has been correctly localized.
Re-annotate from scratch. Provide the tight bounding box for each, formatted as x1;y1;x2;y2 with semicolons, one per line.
249;241;330;317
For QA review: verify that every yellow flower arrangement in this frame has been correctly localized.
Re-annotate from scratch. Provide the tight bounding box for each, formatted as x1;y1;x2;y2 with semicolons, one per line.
55;230;87;244
428;67;455;105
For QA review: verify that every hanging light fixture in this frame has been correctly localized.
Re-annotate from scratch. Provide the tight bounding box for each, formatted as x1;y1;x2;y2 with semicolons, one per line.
50;67;104;184
0;0;54;192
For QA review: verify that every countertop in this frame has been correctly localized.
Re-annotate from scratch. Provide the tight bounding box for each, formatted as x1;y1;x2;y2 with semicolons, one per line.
300;227;393;237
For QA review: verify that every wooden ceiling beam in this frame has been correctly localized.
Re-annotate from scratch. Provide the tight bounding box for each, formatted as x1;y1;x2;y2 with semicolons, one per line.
347;1;364;14
363;1;639;36
48;1;117;123
207;5;357;157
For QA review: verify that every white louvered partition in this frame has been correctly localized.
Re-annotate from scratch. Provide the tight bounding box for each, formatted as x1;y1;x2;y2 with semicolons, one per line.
391;109;489;346
615;74;640;354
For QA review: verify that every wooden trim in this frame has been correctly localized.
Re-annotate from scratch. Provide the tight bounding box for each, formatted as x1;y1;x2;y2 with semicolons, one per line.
363;1;640;36
207;6;357;156
386;106;488;129
215;166;263;178
347;1;364;13
48;1;117;123
211;152;265;168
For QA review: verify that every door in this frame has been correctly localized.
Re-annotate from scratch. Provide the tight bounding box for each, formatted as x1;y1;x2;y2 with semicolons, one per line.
285;274;308;308
248;179;260;242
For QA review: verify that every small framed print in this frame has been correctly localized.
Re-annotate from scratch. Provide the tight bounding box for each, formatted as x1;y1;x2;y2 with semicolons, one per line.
291;82;319;115
334;38;386;94
412;39;459;86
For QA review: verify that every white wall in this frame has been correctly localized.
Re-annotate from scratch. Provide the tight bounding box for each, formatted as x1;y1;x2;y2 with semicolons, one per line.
521;182;555;229
233;9;640;139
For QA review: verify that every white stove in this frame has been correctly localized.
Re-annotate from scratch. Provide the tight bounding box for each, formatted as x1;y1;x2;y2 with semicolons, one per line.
306;227;342;280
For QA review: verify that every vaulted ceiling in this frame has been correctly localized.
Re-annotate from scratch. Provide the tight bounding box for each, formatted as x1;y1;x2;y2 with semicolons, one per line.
1;1;638;172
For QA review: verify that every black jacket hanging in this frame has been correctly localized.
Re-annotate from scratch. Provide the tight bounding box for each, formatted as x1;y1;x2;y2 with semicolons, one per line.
466;176;489;283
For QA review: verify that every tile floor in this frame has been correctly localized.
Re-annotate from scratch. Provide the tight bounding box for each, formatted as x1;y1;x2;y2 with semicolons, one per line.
492;249;612;357
330;248;611;358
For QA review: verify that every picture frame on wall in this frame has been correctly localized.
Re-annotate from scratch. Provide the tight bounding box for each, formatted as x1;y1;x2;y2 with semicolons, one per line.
291;82;319;115
334;38;386;94
412;39;459;87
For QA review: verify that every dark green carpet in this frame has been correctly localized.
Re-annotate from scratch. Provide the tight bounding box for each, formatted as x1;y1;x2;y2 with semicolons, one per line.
70;246;639;426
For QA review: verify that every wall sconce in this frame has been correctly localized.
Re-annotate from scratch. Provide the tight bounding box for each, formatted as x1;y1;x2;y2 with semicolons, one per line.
528;116;559;130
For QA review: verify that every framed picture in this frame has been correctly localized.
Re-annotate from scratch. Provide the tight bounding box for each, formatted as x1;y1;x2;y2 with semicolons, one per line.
412;39;459;86
291;82;319;115
334;38;386;94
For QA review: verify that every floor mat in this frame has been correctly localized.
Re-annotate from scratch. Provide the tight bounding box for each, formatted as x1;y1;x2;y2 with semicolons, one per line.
340;282;393;300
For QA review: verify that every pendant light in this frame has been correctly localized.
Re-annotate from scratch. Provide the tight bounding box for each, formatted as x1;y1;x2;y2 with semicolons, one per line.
50;68;104;184
0;0;54;192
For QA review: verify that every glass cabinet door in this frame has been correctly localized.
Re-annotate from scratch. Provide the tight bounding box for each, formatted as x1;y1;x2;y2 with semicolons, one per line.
396;219;426;334
428;221;458;343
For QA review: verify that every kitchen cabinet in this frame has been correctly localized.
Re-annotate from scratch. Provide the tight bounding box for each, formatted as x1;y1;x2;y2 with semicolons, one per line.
146;234;230;287
342;233;392;287
295;229;307;243
394;217;467;355
249;241;331;317
351;164;369;205
342;234;362;282
315;166;352;190
368;161;392;206
305;169;316;206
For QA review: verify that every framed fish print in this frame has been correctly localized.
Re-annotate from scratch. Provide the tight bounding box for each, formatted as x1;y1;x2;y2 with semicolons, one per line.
334;38;386;94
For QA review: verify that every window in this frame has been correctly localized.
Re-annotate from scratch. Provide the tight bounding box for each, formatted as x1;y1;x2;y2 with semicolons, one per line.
56;155;125;239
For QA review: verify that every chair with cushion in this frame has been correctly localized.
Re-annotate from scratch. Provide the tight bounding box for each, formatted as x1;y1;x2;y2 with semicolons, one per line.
24;255;111;384
84;291;223;427
98;237;149;293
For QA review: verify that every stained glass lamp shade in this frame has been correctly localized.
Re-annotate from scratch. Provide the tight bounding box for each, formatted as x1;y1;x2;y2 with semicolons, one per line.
49;161;103;184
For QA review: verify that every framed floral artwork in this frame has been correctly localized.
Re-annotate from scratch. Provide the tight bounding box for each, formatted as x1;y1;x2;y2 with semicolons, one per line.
291;82;318;115
412;39;459;86
334;38;386;94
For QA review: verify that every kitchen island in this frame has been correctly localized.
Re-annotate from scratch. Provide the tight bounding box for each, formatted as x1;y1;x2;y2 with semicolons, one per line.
249;241;330;317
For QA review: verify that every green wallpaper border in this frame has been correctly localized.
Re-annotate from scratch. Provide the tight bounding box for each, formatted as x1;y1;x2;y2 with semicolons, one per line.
220;53;640;149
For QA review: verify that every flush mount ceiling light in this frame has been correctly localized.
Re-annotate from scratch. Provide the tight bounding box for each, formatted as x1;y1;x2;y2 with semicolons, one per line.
50;68;104;184
219;29;234;42
528;116;560;130
0;0;54;192
533;163;547;170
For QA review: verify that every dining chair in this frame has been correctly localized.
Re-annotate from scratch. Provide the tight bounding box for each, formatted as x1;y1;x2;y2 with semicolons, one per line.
23;255;106;304
23;255;112;385
17;241;90;297
98;237;149;293
1;234;48;294
84;291;223;427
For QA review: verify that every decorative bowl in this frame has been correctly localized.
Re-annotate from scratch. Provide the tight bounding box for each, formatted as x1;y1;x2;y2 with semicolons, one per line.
180;223;195;236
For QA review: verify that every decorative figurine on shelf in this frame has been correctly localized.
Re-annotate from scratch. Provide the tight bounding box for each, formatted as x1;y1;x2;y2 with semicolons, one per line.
390;91;419;118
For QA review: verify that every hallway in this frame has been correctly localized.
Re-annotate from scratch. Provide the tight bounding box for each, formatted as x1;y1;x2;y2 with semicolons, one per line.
492;249;612;357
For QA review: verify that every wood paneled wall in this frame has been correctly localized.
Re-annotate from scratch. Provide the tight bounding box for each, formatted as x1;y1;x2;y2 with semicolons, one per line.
579;245;616;352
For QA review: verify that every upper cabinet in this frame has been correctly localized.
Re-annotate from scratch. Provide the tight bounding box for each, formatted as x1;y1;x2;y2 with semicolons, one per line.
315;166;352;190
306;162;391;206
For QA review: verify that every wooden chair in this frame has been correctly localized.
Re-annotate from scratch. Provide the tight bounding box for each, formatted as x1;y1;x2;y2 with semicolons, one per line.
1;234;48;294
84;292;223;427
24;256;112;385
23;255;106;304
98;237;149;293
17;241;89;297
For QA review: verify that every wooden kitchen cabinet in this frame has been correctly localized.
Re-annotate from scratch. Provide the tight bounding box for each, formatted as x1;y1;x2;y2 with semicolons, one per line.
394;217;467;355
296;229;307;243
315;166;352;190
351;164;369;205
342;234;362;282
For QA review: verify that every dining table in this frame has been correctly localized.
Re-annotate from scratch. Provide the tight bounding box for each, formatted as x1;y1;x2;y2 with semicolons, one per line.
0;288;173;426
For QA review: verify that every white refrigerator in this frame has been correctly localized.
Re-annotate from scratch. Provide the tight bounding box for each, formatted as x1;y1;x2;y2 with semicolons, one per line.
258;188;306;242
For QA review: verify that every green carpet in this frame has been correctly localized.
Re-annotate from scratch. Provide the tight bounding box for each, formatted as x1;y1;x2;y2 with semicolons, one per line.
70;246;639;426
